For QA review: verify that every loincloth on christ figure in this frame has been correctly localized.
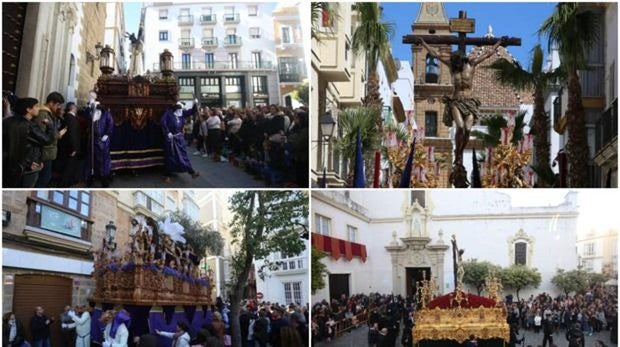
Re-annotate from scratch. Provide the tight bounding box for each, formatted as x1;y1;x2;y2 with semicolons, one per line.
442;96;481;127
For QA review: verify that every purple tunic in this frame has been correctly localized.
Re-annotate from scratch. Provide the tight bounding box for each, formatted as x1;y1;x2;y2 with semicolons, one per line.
160;106;197;173
86;109;114;177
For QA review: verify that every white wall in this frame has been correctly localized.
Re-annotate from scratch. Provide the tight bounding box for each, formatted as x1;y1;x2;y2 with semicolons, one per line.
255;240;309;305
312;190;580;303
604;3;618;107
143;3;276;71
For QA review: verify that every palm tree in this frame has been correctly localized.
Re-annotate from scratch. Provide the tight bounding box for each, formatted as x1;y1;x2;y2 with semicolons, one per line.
538;3;600;187
488;45;560;186
335;107;382;186
351;3;394;111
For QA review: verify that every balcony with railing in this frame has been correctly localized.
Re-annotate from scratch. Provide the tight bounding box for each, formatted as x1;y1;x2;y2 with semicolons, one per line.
179;37;195;49
201;37;218;48
223;36;242;46
178;15;194;26
274;256;306;275
151;60;275;72
279;73;301;83
595;99;618;154
223;13;240;24
199;14;216;24
580;66;605;98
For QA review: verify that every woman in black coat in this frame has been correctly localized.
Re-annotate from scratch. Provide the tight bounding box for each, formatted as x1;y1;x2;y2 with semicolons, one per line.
2;312;28;347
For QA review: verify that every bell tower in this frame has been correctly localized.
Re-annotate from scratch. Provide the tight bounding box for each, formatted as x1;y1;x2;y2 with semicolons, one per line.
411;3;454;186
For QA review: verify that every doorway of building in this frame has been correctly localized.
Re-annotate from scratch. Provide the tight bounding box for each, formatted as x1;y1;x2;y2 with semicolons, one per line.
13;274;73;347
328;274;350;302
406;267;431;298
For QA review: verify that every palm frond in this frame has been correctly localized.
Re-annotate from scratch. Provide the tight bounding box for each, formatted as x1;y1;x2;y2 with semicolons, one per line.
487;58;535;91
351;2;394;73
531;44;544;76
335;107;383;161
311;2;341;41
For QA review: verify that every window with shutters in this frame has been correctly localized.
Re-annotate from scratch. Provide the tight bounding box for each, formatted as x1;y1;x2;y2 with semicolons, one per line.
315;214;331;235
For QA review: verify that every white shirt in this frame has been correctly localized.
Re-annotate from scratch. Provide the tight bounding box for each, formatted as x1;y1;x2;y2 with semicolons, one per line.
8;322;16;342
69;311;91;337
227;118;242;134
157;331;190;347
207;116;221;130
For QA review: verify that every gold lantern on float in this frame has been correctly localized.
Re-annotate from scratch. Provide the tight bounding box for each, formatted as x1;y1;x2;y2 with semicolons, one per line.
99;45;115;75
160;49;174;78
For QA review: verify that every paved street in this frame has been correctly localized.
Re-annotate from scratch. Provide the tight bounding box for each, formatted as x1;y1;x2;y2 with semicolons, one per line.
317;324;618;347
89;152;267;188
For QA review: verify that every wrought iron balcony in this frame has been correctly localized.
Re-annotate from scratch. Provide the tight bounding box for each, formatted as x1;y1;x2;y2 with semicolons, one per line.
179;37;195;49
595;99;618;153
178;15;194;26
151;60;275;72
223;36;242;46
201;37;218;48
199;14;216;24
223;13;240;24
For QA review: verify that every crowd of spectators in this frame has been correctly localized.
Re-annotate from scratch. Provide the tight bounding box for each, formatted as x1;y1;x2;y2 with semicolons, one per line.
187;104;309;187
311;293;416;347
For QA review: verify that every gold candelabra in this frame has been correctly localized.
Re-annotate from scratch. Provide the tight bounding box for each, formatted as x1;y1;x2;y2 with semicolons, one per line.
484;270;503;306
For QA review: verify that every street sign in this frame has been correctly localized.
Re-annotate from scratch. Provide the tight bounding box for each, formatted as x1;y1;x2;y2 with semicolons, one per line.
450;18;475;33
256;292;264;299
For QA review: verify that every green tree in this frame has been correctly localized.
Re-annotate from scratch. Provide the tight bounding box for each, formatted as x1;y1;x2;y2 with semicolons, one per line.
471;111;527;148
158;210;223;260
334;107;382;186
539;3;600;187
551;268;589;295
292;81;309;106
488;45;561;187
311;246;329;294
228;191;308;347
587;272;608;286
463;259;502;295
501;265;542;300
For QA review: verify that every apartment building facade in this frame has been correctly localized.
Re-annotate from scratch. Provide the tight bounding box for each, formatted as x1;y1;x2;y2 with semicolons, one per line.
311;2;367;186
143;2;280;108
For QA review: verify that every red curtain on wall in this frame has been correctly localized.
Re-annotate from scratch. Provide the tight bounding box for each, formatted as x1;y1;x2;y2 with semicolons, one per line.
312;233;367;263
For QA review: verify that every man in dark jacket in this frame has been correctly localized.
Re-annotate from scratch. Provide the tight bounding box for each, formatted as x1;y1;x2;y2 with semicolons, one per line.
268;308;288;347
57;102;81;187
30;306;54;347
3;98;56;187
566;323;585;347
542;313;554;347
253;310;269;347
35;91;66;187
239;308;250;347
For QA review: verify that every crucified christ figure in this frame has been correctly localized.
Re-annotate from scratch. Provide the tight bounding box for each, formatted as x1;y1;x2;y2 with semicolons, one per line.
418;37;506;184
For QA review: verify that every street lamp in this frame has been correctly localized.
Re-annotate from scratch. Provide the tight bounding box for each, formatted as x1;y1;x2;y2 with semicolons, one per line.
105;221;117;251
319;110;336;141
99;45;115;75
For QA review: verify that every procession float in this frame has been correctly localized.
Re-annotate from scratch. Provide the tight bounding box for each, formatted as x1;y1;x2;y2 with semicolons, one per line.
412;236;509;347
88;215;213;347
93;23;180;172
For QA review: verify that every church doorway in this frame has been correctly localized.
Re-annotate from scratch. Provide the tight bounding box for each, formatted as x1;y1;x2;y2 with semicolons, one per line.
328;274;349;301
406;267;430;298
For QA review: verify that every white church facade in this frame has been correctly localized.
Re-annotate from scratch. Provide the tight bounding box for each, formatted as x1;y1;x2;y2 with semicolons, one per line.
311;190;579;303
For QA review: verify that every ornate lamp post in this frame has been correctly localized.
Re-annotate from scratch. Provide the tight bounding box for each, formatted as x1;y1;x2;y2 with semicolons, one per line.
319;110;336;142
160;49;174;78
99;45;115;75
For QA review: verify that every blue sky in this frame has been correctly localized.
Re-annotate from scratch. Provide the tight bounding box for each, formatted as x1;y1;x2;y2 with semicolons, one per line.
382;2;557;68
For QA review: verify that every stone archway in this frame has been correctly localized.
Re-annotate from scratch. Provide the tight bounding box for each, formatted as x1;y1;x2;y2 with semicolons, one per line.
386;232;449;296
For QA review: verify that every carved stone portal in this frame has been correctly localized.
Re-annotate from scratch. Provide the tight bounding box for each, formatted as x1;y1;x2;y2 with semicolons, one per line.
386;234;449;296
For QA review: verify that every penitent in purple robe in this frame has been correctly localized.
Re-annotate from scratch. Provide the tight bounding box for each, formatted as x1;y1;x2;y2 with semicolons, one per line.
160;106;197;173
86;108;114;177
